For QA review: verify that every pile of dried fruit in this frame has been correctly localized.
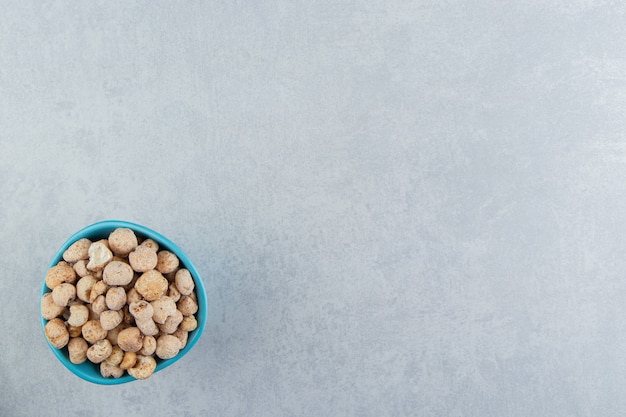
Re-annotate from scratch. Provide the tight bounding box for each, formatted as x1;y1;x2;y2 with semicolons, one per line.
41;228;198;380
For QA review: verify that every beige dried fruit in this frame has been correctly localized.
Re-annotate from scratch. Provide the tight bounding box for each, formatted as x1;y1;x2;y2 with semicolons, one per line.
44;318;69;349
156;250;179;274
177;295;198;316
108;228;138;256
106;345;125;366
45;262;77;290
172;328;189;350
119;351;137;370
128;300;153;322
87;339;113;363
105;323;129;346
73;260;90;277
126;287;142;304
129;245;158;273
100;361;124;378
139;335;157;356
167;282;181;302
67;325;82;338
129;300;159;336
150;296;177;324
100;310;124;331
127;355;157;380
155;334;181;359
41;293;66;320
174;269;195;296
158;309;183;334
139;238;159;252
180;315;198;332
63;238;92;263
117;327;143;352
82;320;107;344
87;240;113;271
134;270;168;301
75;275;97;303
67;304;89;327
90;295;107;315
137;317;159;337
105;287;127;311
102;261;134;286
89;280;109;304
51;283;76;307
67;337;88;364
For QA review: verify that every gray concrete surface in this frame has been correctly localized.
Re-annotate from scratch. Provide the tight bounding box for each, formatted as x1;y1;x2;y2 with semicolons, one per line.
2;1;626;416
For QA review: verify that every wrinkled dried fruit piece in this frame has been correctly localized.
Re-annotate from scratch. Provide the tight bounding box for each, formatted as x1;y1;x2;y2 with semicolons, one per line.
87;241;113;271
82;320;107;344
68;337;88;364
63;238;92;263
150;296;176;324
134;270;168;301
75;275;97;303
105;287;127;311
52;283;76;307
108;228;138;257
67;304;89;327
45;318;69;349
41;293;66;320
103;261;134;286
156;250;179;274
129;245;158;273
139;335;157;356
119;351;137;370
177;295;198;316
87;339;113;363
100;361;124;378
100;309;124;331
156;334;181;359
127;355;157;380
45;262;76;289
117;327;143;352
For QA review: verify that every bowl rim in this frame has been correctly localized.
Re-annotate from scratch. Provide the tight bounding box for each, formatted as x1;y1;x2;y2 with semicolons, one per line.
40;219;208;385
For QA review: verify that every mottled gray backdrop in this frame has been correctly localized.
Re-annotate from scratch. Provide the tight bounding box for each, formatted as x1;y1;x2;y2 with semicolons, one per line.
2;1;626;416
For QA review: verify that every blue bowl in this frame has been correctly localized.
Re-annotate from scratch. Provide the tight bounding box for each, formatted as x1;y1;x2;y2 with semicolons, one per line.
40;220;207;384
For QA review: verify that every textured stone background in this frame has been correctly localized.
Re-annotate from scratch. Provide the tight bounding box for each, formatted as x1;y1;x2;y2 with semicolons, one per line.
2;1;626;416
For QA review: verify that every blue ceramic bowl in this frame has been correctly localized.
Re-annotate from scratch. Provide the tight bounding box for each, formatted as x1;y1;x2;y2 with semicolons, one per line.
40;220;207;384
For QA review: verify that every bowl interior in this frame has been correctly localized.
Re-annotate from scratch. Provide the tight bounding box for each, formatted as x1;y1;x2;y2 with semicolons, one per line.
40;220;207;385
